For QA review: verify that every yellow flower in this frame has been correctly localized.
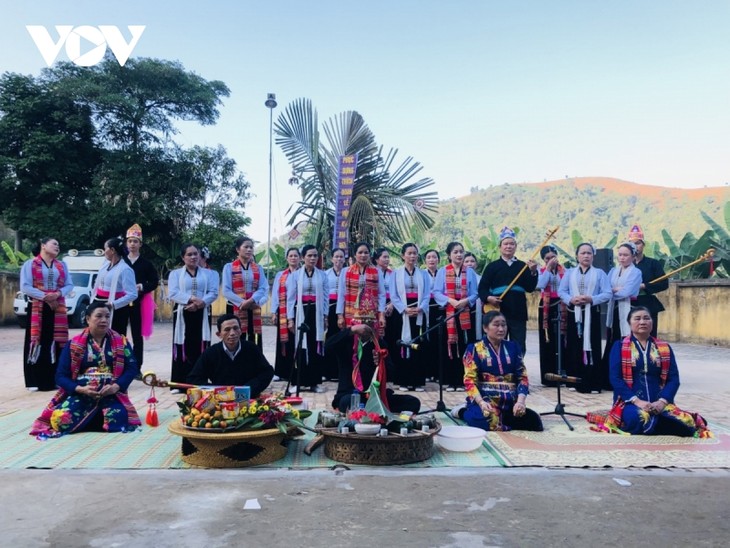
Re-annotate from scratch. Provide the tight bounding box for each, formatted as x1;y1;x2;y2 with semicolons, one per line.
50;409;68;431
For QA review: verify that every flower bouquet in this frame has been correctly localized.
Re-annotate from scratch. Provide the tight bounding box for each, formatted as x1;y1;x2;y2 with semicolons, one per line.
348;409;386;425
346;409;386;435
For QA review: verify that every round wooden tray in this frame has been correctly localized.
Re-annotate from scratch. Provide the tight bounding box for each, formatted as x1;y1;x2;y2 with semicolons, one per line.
168;421;287;467
321;422;441;465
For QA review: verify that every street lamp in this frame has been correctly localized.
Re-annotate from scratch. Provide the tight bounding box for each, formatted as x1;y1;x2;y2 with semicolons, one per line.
265;92;277;273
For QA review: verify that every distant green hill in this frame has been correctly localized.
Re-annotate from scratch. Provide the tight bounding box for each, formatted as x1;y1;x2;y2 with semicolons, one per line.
425;177;730;256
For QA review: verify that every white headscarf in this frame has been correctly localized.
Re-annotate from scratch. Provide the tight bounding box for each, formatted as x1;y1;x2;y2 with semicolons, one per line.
606;264;637;337
173;268;210;346
294;267;326;350
395;266;425;343
569;266;598;352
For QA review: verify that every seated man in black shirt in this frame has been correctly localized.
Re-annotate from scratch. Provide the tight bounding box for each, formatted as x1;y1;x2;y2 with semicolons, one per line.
328;323;420;414
188;313;274;398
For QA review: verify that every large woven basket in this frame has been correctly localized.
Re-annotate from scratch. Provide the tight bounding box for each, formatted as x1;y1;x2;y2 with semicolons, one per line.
322;422;441;465
168;422;287;468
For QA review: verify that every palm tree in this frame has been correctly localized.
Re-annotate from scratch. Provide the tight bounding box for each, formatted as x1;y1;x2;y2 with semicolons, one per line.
274;98;437;254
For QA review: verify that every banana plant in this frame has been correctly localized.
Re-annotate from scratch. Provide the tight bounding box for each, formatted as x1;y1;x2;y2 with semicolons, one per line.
660;229;720;278
1;241;28;265
700;202;730;277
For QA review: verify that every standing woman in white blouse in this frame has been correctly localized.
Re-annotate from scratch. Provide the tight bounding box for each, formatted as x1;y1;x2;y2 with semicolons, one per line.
431;242;478;391
390;243;430;392
168;243;218;391
600;242;642;390
422;249;442;383
270;247;300;381
558;243;612;393
20;237;74;391
287;244;328;393
323;248;346;381
222;236;269;349
92;236;138;335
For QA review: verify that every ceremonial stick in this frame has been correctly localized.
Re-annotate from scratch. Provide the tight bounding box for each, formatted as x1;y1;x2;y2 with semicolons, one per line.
649;249;715;284
141;371;197;390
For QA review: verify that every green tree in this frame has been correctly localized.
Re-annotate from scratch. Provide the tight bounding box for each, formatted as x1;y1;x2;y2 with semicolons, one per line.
274;98;437;253
1;57;242;268
87;146;205;259
178;145;252;269
0;73;101;248
49;56;230;152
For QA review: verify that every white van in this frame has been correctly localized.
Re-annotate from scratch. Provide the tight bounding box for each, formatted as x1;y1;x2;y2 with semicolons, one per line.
14;249;106;328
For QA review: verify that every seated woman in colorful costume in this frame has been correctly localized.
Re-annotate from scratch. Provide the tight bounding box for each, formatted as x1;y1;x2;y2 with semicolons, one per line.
30;301;141;438
461;310;543;432
589;306;711;437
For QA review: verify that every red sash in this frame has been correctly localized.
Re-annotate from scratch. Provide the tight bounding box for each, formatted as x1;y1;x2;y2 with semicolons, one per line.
444;264;471;356
620;336;671;389
344;265;380;328
28;256;68;364
277;269;292;351
231;259;262;337
540;265;566;341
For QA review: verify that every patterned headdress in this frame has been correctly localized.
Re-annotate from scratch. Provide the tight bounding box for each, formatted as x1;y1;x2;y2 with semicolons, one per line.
126;223;143;242
627;224;644;243
499;226;516;243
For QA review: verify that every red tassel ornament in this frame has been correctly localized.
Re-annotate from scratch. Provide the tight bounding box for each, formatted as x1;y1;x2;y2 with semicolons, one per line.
146;386;159;427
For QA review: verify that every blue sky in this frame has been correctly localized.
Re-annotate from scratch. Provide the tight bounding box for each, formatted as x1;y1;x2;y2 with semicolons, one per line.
2;1;729;242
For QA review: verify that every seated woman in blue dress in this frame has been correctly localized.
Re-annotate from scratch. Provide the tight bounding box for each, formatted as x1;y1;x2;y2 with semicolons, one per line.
30;301;141;438
602;306;711;437
461;310;543;432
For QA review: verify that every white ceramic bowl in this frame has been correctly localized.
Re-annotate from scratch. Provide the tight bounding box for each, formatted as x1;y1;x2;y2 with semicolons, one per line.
435;425;486;451
354;423;382;436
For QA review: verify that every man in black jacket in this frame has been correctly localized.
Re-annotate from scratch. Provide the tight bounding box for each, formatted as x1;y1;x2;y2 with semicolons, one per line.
188;314;274;397
478;226;537;355
123;223;159;366
628;225;668;337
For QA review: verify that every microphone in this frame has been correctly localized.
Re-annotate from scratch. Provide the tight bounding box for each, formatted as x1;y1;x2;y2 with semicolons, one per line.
396;340;420;351
544;373;582;384
297;322;310;333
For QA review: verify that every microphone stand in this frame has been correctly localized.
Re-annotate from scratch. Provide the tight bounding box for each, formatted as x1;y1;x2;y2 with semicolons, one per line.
285;322;309;398
540;298;585;430
401;307;468;414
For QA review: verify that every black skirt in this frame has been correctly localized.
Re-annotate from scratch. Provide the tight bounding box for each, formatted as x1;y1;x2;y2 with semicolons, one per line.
23;301;65;391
